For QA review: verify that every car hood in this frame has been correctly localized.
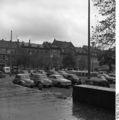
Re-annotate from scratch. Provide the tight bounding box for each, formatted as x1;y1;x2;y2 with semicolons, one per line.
22;79;34;82
58;78;71;82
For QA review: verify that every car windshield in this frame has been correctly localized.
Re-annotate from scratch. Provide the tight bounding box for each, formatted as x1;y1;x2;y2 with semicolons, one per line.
40;75;47;79
56;75;63;79
20;74;30;79
33;74;41;79
50;75;63;79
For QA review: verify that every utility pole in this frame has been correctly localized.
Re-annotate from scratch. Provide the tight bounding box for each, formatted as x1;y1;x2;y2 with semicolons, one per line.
88;0;91;79
10;30;12;75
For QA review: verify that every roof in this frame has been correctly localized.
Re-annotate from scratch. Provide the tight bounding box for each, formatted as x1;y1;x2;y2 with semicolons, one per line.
19;42;42;48
52;39;75;49
0;39;18;48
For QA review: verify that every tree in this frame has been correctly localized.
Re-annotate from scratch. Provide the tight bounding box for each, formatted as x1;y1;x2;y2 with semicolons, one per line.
15;47;29;68
92;0;115;48
97;48;115;72
62;54;75;69
42;42;52;48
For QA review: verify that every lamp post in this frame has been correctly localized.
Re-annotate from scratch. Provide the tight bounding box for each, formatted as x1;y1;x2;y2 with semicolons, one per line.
29;51;32;69
88;0;91;79
7;50;12;76
50;52;53;70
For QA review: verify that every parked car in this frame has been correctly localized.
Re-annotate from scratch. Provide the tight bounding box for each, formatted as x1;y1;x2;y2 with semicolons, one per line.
58;70;71;78
108;73;115;77
37;70;47;75
0;71;5;78
85;76;110;87
49;74;71;88
31;73;52;88
46;70;59;77
65;74;81;85
13;74;35;88
102;73;115;84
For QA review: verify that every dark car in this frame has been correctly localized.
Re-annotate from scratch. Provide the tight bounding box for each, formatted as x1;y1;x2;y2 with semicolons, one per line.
46;70;59;77
66;74;81;85
85;77;110;87
102;73;115;84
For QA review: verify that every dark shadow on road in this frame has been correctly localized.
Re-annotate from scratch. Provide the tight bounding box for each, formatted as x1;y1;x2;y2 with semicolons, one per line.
72;102;115;120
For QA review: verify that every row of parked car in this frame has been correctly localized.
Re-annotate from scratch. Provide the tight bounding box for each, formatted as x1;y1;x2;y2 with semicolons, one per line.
12;69;115;89
13;70;74;89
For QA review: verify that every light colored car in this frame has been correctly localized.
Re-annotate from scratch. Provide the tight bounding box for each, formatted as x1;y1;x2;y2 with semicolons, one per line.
13;74;35;88
31;73;52;87
49;74;71;87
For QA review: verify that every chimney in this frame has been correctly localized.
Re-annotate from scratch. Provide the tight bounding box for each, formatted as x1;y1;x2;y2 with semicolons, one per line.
17;38;19;43
10;30;12;42
54;38;56;41
2;38;4;41
29;39;31;46
17;38;20;46
22;41;24;46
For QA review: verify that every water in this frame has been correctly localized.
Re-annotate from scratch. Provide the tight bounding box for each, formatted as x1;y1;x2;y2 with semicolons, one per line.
0;75;115;120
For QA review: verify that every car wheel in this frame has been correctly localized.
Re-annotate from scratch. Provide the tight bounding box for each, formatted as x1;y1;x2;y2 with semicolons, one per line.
37;83;43;89
13;80;17;84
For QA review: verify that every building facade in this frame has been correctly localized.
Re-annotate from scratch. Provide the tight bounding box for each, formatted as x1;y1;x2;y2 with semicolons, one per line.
0;39;62;70
0;39;99;71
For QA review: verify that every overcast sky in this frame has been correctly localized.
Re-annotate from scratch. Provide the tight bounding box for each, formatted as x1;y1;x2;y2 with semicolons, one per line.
0;0;99;47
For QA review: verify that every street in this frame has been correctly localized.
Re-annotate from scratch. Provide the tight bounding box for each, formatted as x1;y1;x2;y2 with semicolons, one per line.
0;75;115;120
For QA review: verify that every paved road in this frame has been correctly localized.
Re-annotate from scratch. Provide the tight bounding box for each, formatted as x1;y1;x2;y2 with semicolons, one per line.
0;75;115;120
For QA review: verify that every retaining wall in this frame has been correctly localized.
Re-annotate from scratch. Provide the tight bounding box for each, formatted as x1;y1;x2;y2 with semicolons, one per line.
73;85;115;111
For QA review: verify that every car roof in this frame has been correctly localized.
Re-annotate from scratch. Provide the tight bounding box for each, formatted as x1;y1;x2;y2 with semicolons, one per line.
32;73;45;75
50;74;62;77
17;74;29;76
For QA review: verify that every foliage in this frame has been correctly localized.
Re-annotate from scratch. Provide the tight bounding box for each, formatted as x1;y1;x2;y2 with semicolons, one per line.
62;54;75;69
42;42;52;48
15;47;29;67
97;48;115;71
92;0;116;48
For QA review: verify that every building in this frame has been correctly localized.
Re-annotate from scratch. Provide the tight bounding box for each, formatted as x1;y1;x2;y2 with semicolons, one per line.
75;46;99;71
52;39;99;70
17;41;62;69
0;39;62;70
0;39;99;71
0;39;18;70
52;39;76;55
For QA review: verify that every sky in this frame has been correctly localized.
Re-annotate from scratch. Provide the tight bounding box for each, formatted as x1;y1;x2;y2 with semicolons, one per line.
0;0;99;47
